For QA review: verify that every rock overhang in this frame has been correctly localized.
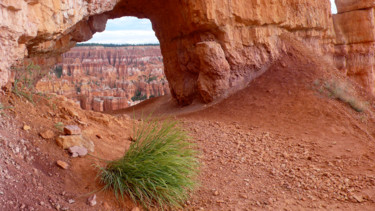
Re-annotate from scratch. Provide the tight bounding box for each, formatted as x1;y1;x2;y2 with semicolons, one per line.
1;0;373;105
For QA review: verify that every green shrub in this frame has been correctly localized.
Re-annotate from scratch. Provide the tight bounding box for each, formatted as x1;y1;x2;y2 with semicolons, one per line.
97;119;199;209
12;62;42;103
54;122;64;132
53;65;63;78
313;79;368;112
131;89;147;102
323;80;367;112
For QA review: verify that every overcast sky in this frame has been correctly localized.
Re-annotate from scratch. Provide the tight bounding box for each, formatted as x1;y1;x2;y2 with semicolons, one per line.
331;0;337;14
84;1;338;44
84;17;158;44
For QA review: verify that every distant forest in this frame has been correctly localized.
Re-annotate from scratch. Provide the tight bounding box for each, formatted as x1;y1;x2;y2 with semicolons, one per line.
76;43;160;47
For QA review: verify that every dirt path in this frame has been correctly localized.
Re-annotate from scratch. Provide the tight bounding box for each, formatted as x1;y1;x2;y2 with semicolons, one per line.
121;38;375;210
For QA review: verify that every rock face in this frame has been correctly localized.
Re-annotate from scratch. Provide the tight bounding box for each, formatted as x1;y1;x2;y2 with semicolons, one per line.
333;0;375;95
0;0;336;105
0;0;117;87
2;0;374;104
36;45;169;111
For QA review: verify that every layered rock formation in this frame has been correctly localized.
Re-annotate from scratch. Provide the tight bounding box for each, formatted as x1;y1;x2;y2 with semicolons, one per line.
333;0;375;95
36;46;169;112
0;0;337;105
0;0;118;87
2;0;375;105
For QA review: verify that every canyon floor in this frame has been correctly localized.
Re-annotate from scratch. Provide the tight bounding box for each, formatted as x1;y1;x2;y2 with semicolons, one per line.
1;41;375;210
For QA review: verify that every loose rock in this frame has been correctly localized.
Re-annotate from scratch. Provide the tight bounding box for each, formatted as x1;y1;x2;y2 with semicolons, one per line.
56;160;69;169
23;125;31;131
87;194;97;207
56;135;94;152
39;130;54;139
64;125;81;135
353;194;364;203
68;146;88;157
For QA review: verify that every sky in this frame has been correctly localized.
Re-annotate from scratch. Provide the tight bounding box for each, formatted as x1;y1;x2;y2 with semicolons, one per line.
84;17;159;44
84;1;338;44
331;0;337;14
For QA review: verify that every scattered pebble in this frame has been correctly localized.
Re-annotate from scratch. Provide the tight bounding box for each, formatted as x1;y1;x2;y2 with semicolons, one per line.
64;125;81;135
23;125;31;131
56;160;69;169
68;146;88;157
87;194;97;207
39;130;55;139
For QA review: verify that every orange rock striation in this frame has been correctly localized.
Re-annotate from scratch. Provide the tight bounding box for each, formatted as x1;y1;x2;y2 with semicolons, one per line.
1;0;375;104
36;46;169;112
333;0;375;95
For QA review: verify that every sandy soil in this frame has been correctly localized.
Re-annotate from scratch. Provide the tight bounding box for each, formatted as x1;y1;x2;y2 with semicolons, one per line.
0;37;375;210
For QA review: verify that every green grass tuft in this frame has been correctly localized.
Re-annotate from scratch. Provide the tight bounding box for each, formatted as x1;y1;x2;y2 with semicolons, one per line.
313;79;368;113
323;80;367;112
97;119;199;209
54;122;64;132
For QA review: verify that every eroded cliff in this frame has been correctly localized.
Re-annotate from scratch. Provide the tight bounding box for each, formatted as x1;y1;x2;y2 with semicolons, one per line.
36;45;169;112
1;0;373;105
333;0;375;95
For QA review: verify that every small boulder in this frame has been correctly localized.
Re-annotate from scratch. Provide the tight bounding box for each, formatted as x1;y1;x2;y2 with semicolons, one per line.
56;160;69;169
23;125;31;131
68;146;88;157
56;135;94;152
39;130;54;139
87;194;97;207
64;125;81;135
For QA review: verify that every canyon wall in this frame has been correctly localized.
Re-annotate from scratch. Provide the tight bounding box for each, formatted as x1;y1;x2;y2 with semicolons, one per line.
0;0;335;105
0;0;119;88
333;0;375;95
2;0;374;105
36;45;169;112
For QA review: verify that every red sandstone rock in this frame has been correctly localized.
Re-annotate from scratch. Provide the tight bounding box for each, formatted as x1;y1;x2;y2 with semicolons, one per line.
56;160;69;170
1;0;336;105
39;130;55;139
68;146;88;158
335;0;375;13
56;135;94;152
196;41;230;102
3;0;375;102
333;5;375;95
64;125;81;135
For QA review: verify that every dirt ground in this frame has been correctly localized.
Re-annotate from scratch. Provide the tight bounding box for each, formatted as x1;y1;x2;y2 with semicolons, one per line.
1;37;375;210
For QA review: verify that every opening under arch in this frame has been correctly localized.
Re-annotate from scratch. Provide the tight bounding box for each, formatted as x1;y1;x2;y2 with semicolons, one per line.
36;17;169;112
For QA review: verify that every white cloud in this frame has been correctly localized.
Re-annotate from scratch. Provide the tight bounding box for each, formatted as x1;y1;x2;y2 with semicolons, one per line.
83;17;158;44
330;0;337;14
86;30;159;44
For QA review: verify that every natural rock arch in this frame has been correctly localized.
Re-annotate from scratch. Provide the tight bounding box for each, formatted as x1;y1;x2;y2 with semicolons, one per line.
0;0;345;105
